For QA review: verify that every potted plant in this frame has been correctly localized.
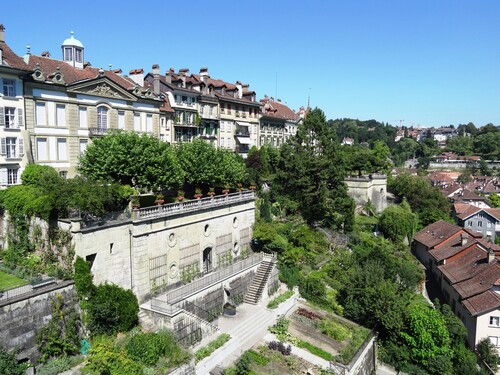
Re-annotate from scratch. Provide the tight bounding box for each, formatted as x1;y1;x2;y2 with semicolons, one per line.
207;187;215;197
177;190;185;202
130;196;140;209
194;187;203;199
236;183;243;193
222;184;230;195
155;192;165;205
249;182;257;191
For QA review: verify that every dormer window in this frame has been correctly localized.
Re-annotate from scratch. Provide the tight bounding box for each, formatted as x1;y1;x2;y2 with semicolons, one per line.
75;48;83;63
64;47;73;61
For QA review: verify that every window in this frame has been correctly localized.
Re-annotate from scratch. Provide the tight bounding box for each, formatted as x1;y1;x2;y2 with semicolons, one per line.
64;47;73;61
79;139;88;154
2;79;15;97
1;107;16;128
220;103;225;113
488;222;492;228
59;171;68;179
118;111;125;130
7;168;18;185
97;107;108;130
1;137;23;158
221;137;225;147
36;102;47;125
79;107;87;128
227;104;232;114
56;104;66;126
134;113;141;131
146;114;153;132
200;105;205;116
467;221;473;227
36;138;47;160
478;221;483;228
490;316;500;326
489;336;500;347
6;137;17;158
57;139;67;160
75;48;83;63
209;106;214;117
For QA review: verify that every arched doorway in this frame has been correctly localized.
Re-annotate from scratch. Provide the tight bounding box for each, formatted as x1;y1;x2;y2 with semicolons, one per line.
203;247;213;274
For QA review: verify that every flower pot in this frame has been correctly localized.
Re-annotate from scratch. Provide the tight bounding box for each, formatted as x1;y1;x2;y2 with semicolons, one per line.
194;194;203;199
155;199;165;206
222;189;229;195
177;196;184;202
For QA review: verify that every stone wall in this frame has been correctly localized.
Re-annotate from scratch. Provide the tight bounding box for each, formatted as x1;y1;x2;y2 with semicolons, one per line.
345;174;387;213
0;281;77;363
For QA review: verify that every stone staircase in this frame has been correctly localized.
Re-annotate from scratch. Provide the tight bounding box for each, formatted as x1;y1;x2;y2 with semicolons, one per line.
244;255;275;305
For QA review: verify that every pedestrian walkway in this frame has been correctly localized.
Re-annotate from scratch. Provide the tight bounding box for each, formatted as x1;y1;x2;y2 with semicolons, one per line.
195;290;298;374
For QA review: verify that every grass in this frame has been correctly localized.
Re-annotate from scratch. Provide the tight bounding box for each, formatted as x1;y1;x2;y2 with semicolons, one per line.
195;333;231;363
296;339;334;361
338;326;370;364
267;289;294;309
0;271;27;292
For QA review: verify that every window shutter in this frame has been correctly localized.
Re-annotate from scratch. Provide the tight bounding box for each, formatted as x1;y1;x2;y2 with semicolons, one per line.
0;138;6;155
0;107;4;127
18;138;24;157
0;168;7;186
17;108;23;128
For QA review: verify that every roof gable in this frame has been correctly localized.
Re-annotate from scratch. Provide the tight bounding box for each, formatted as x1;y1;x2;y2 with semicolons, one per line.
67;77;137;101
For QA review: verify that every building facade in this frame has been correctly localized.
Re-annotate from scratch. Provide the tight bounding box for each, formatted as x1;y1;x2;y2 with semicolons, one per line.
259;96;300;147
0;25;29;187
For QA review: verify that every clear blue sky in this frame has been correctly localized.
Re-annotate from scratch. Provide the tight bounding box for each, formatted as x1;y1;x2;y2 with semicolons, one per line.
2;0;499;128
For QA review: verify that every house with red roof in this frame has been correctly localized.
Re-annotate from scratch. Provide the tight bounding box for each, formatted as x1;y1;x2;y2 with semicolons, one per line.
259;95;301;147
413;221;500;351
453;203;500;241
0;24;30;187
18;31;163;177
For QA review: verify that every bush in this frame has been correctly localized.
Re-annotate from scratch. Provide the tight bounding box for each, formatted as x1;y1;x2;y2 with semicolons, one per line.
0;346;30;375
88;283;139;336
267;290;294;309
268;340;292;355
35;355;84;375
195;333;231;363
319;319;351;342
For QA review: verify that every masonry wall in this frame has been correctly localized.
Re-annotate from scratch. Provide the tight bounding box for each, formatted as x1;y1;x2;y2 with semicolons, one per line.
0;282;77;363
345;174;387;213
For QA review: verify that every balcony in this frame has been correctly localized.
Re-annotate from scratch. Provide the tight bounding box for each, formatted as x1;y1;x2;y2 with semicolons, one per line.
89;127;108;137
235;126;250;136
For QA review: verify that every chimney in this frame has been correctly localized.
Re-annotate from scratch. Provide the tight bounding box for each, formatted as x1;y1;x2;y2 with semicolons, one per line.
489;247;496;264
152;64;160;94
461;233;469;246
0;24;5;43
165;69;172;84
128;68;144;86
199;67;209;77
235;81;243;99
41;51;51;57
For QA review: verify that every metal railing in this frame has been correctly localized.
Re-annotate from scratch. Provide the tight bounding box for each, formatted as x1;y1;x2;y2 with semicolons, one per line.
165;253;263;304
135;191;255;221
0;277;57;302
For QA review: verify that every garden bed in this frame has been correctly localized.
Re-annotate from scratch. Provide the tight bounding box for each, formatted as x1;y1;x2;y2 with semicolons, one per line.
0;271;27;292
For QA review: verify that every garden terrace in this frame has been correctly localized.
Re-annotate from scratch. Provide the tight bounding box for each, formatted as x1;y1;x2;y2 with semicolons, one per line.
134;191;255;221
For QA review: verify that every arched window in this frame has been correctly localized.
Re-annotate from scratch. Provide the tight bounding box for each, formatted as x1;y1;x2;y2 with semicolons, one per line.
97;107;108;131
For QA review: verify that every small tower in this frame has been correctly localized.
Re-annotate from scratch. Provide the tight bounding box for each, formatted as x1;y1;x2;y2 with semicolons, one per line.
61;31;84;69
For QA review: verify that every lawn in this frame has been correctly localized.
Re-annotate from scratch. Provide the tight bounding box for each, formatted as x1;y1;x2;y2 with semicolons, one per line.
0;271;27;292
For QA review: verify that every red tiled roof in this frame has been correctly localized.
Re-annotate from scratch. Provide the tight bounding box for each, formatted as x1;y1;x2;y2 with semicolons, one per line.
413;220;463;249
261;99;299;121
160;98;173;113
454;204;481;220
26;54;139;91
438;245;490;284
0;41;29;70
485;208;500;220
462;289;500;316
454;262;500;299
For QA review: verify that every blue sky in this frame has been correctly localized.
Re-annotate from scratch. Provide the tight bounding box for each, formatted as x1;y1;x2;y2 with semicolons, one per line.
2;0;499;128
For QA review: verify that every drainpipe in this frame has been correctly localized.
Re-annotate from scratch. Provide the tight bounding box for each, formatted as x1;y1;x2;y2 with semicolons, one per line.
129;228;133;290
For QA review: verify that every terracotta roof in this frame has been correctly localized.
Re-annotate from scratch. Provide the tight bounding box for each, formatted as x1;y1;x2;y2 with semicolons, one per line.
454;204;481;220
25;54;140;92
0;41;29;70
438;245;490;284
456;189;488;202
454;262;500;299
413;220;463;249
440;184;462;197
484;208;500;220
160;98;173;113
261;99;300;121
462;289;500;316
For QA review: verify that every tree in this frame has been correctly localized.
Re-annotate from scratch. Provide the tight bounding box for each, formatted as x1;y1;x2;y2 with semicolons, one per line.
379;201;418;243
275;108;354;230
79;131;184;191
477;337;500;372
0;347;29;375
445;136;473;156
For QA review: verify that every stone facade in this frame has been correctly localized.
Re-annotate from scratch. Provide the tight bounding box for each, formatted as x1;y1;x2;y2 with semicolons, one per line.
0;281;77;363
62;192;256;304
344;173;387;213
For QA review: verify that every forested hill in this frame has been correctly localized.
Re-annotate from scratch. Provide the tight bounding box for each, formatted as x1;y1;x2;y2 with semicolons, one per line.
328;118;398;148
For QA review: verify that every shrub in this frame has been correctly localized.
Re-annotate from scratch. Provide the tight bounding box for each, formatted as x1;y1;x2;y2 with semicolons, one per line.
0;346;30;375
319;319;351;342
268;341;292;355
88;283;139;336
126;330;188;367
35;355;84;375
245;349;269;366
195;333;231;363
267;289;294;309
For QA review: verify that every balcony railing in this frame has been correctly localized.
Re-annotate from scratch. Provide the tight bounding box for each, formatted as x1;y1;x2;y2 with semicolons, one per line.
134;191;255;221
89;127;108;137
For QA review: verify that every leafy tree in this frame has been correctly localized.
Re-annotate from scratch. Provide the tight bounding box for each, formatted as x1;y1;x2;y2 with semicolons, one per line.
399;302;452;367
176;139;224;186
275;108;354;230
473;132;500;159
74;256;96;298
477;337;500;372
379;200;418;243
79;131;184;191
489;193;500;208
445;136;473;156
